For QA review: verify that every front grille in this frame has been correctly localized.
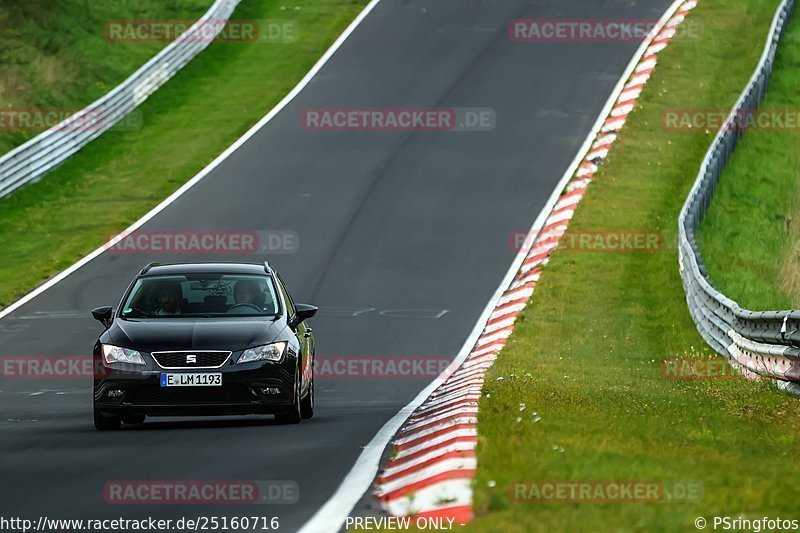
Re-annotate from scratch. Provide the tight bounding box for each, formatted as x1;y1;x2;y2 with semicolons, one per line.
151;351;231;368
130;384;255;405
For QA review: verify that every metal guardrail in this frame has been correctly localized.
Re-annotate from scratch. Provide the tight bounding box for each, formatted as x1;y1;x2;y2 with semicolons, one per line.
679;0;800;394
0;0;242;198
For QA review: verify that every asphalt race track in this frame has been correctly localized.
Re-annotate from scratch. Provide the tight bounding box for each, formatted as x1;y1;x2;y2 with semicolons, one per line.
0;0;672;531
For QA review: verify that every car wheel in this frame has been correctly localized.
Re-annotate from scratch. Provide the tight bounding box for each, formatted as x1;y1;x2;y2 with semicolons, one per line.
94;404;121;431
300;377;314;420
275;374;302;424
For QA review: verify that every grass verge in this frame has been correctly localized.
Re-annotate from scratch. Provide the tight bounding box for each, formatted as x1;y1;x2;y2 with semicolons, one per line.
0;0;367;308
697;6;800;310
0;0;210;154
468;1;800;531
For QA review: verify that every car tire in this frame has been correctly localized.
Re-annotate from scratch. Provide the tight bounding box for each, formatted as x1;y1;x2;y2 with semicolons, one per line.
300;377;314;420
275;374;302;424
94;405;121;431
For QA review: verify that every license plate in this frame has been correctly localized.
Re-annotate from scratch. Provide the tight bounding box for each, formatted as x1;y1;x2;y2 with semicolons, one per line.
160;373;222;387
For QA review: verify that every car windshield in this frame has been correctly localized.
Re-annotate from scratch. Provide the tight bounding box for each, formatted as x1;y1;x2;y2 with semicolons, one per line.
120;274;280;318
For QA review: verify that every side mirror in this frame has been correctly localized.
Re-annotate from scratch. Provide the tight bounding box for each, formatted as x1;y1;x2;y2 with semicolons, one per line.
290;303;318;329
91;306;114;329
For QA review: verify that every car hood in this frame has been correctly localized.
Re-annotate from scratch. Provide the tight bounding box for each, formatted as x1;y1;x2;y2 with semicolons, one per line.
107;317;284;353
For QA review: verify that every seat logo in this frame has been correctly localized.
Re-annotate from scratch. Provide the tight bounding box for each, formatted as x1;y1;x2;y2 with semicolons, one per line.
186;354;197;364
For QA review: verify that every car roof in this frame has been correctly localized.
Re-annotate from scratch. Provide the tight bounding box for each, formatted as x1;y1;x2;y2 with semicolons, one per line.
141;262;271;277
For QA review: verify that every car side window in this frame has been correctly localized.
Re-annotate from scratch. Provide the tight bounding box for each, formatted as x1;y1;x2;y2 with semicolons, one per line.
276;275;296;317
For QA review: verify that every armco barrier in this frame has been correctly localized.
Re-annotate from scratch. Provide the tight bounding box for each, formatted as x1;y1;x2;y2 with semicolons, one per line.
0;0;242;198
678;0;800;395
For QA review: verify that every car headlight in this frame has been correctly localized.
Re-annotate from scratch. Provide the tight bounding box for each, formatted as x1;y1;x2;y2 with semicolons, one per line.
102;344;146;365
238;342;287;363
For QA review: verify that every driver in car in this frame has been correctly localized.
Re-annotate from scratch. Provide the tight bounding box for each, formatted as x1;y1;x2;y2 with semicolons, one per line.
228;279;264;313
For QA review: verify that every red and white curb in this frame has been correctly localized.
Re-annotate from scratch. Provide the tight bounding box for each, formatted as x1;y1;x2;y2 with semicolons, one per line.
372;0;699;523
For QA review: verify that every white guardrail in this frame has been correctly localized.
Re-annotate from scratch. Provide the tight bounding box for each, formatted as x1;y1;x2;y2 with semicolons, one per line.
0;0;242;198
679;0;800;394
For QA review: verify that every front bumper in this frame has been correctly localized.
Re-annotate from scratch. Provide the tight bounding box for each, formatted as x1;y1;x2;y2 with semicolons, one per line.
93;350;297;417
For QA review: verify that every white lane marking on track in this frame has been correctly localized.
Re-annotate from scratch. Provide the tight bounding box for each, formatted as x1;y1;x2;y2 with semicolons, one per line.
299;0;692;530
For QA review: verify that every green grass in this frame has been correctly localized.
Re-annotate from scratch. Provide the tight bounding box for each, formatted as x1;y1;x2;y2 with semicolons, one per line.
0;0;367;308
0;0;211;154
465;1;800;531
696;7;800;310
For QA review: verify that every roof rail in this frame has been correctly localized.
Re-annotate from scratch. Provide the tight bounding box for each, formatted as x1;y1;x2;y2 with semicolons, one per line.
263;261;273;274
140;262;160;275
